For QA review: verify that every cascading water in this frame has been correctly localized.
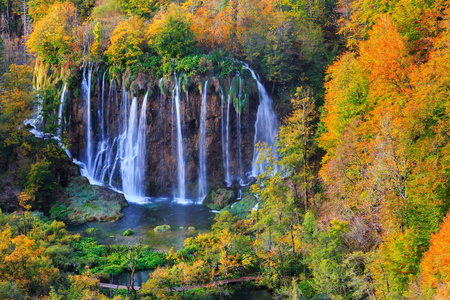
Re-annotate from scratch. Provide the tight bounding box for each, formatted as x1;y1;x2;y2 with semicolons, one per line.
64;61;280;205
198;81;208;202
173;72;186;201
78;74;149;203
121;93;148;200
236;76;243;183
57;83;67;137
224;85;232;186
81;65;93;173
220;85;226;183
243;64;279;176
159;78;167;191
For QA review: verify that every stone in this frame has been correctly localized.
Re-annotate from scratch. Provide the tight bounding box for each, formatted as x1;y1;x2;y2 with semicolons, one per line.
204;187;236;210
50;176;128;224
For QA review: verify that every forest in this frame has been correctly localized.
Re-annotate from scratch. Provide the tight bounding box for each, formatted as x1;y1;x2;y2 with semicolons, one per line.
0;0;449;299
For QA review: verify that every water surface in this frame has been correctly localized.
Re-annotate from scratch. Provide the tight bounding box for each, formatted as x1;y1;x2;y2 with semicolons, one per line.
69;199;216;251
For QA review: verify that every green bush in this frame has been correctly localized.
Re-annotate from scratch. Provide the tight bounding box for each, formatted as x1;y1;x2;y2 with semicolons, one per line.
123;229;134;236
0;281;24;300
154;224;171;232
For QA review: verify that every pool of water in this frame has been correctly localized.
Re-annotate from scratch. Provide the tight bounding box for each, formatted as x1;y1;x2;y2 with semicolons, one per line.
68;198;216;251
110;270;151;287
230;289;272;300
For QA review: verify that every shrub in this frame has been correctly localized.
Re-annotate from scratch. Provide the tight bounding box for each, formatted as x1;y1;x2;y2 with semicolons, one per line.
123;229;134;236
154;224;171;232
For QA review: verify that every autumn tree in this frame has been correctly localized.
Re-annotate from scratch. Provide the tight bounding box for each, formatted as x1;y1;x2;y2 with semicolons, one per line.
277;86;317;208
105;15;147;67
421;212;450;297
0;64;34;147
27;2;78;64
146;4;196;59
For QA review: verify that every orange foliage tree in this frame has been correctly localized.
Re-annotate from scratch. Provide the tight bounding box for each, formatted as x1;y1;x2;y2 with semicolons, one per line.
320;10;450;296
421;212;450;295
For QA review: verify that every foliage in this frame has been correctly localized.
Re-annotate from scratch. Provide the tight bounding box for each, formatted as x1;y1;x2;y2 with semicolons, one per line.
72;237;166;276
0;64;34;146
27;2;77;65
277;86;317;208
319;8;450;298
146;4;196;59
105;16;147;68
23;159;55;206
116;0;160;19
421;212;450;295
154;224;171;232
123;229;134;236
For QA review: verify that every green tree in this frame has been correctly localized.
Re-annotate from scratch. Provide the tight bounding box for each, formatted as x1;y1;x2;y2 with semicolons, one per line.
277;86;317;208
24;159;55;207
147;4;196;59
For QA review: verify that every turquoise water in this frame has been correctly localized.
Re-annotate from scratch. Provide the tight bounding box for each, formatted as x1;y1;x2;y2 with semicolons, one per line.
68;199;216;250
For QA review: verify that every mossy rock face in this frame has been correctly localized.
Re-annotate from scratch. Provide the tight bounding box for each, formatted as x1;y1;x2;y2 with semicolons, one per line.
204;188;236;210
222;193;258;219
154;224;171;232
50;176;128;224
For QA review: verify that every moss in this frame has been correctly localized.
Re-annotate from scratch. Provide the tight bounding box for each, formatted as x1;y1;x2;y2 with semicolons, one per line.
50;176;128;224
123;229;134;236
222;192;258;219
204;188;236;210
154;224;171;232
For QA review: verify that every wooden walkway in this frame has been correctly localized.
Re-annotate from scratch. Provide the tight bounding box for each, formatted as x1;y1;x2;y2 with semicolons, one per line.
174;276;258;291
99;283;141;290
99;276;258;291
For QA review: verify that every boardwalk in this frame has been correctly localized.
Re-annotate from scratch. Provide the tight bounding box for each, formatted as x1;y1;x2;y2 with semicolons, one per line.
99;283;141;290
99;276;258;291
174;276;258;291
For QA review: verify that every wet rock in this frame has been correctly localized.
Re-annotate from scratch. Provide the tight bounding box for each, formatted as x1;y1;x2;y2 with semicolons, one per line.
222;188;257;219
204;187;236;210
50;176;128;224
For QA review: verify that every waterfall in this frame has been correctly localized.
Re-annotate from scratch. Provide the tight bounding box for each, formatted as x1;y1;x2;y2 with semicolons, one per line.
82;65;93;173
198;81;208;202
220;85;226;184
159;78;167;191
224;85;232;186
174;72;186;201
57;83;67;137
77;74;149;203
121;93;148;200
92;72;107;180
243;64;279;176
108;85;129;189
237;76;243;183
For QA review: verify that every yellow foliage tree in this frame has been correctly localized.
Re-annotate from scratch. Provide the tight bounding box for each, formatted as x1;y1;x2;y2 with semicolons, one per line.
27;2;77;64
104;16;147;67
